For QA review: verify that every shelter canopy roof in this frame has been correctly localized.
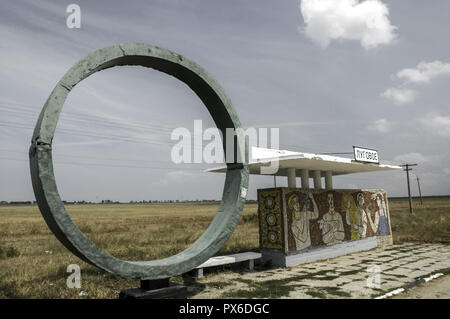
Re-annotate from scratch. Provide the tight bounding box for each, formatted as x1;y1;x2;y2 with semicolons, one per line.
207;147;401;177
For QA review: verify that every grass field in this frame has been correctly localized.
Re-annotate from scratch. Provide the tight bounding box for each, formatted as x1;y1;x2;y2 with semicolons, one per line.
0;197;449;298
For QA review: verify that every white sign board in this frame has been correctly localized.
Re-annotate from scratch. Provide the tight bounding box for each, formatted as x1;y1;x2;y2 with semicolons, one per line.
353;146;379;164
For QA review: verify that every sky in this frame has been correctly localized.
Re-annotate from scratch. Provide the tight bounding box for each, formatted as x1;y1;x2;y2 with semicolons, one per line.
1;0;450;202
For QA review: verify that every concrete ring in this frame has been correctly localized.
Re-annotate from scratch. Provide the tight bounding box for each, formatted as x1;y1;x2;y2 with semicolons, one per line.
29;43;249;280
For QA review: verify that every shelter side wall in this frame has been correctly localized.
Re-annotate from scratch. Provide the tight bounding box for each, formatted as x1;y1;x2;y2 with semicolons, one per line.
258;188;392;253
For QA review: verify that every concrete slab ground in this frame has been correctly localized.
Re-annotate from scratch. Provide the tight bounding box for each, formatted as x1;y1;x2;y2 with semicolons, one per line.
189;243;450;299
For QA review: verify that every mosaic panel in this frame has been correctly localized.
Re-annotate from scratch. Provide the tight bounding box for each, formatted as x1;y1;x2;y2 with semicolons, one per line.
258;188;391;253
258;189;284;250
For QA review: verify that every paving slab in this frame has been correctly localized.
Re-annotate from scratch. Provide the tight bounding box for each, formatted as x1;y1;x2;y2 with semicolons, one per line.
190;243;450;299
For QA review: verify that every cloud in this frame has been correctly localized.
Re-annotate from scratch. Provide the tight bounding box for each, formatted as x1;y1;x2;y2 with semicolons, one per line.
392;152;426;164
246;120;344;128
392;152;442;166
419;113;450;138
397;61;450;84
381;60;450;105
368;118;390;133
380;87;417;105
158;170;201;187
444;168;450;175
299;0;397;49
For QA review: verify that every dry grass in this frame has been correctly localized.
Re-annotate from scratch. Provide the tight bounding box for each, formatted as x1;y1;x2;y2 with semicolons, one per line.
0;197;448;298
389;197;450;244
0;202;259;298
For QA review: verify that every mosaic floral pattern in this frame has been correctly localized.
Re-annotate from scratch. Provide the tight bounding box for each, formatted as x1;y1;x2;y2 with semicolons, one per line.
257;189;284;250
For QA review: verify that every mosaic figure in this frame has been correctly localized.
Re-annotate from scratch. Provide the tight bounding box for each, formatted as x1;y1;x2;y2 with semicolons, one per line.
343;193;360;240
356;193;369;238
319;192;345;245
289;193;319;251
367;194;381;235
372;193;389;236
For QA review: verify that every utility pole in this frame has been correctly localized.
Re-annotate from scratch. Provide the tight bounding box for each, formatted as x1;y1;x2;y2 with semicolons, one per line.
415;174;423;205
400;164;418;215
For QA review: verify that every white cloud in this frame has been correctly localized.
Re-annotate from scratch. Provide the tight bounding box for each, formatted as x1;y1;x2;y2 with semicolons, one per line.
392;153;426;164
368;118;390;133
380;87;417;105
443;168;450;175
299;0;397;49
381;60;450;105
419;113;450;138
397;61;450;84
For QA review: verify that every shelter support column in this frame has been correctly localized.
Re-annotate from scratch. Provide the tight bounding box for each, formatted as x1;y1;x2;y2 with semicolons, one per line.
325;171;333;190
301;169;309;189
287;168;296;188
313;170;322;189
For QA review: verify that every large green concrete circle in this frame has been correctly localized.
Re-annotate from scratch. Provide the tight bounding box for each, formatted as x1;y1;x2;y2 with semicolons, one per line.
29;43;249;280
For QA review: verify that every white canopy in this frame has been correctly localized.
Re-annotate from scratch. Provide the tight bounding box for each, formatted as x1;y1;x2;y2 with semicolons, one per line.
207;147;401;177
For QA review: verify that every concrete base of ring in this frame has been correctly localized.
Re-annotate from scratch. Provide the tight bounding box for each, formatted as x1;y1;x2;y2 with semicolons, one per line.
119;279;188;299
262;236;391;268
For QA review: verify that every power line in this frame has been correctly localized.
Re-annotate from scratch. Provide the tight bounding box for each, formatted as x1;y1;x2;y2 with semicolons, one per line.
0;149;208;166
0;121;186;148
316;152;353;155
0;102;191;133
0;106;213;148
0;105;177;134
0;121;359;164
1;102;357;156
0;156;207;171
